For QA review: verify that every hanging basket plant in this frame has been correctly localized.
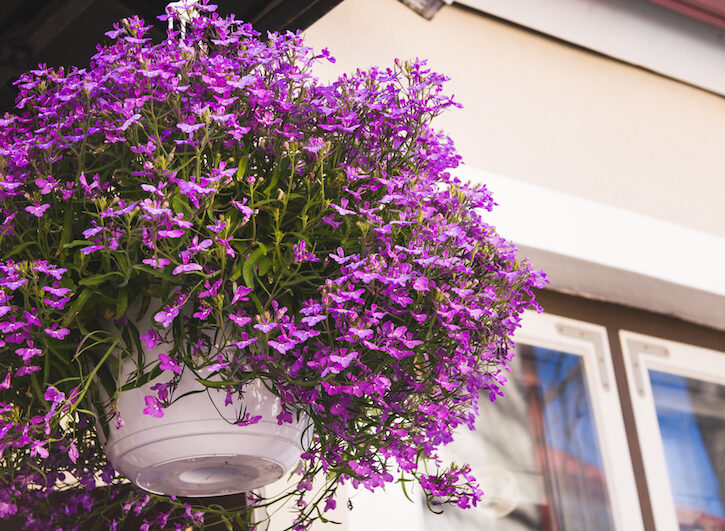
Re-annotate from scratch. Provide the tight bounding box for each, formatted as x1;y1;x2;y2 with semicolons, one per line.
0;1;546;529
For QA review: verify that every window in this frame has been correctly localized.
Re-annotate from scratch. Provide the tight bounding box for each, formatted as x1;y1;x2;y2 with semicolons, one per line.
622;331;725;531
420;312;643;531
344;293;725;531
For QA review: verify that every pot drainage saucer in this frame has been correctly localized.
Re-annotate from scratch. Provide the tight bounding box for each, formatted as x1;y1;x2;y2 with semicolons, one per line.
135;454;284;497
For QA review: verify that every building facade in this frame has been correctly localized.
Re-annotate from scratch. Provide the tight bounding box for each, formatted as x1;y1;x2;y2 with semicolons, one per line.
263;1;725;530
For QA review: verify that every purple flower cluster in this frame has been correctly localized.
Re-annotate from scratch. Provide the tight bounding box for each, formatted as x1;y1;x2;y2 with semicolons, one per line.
0;1;545;528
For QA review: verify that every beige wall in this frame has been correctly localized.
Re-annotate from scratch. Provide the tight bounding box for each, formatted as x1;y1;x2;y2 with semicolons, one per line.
304;0;725;238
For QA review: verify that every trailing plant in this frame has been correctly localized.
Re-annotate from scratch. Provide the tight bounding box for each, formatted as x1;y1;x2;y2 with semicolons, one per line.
0;2;546;529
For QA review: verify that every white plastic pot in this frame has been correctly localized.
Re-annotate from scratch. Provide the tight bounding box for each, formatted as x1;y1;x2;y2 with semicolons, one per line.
101;309;309;497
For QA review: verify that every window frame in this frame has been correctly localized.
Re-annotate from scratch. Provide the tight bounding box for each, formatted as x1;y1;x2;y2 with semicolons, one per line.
340;290;725;531
512;311;644;531
620;330;725;531
344;310;645;531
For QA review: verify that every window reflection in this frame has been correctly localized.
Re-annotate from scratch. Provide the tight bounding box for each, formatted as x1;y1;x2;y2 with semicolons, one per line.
649;371;725;531
423;345;614;531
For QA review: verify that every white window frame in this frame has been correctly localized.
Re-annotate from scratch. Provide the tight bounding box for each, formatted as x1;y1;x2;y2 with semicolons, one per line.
512;311;643;531
345;311;644;531
620;330;725;531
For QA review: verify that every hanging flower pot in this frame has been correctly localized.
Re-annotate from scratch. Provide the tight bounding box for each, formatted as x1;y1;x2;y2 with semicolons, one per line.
106;373;307;497
101;304;309;497
0;1;546;529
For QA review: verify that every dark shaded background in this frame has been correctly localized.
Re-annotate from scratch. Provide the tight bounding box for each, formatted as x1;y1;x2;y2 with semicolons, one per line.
0;0;344;113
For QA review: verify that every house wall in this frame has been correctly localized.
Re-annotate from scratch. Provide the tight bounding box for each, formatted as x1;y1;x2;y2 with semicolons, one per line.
302;0;725;240
302;0;725;332
288;3;725;530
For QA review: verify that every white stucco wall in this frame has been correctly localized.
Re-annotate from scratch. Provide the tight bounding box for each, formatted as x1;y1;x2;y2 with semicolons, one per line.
304;0;725;239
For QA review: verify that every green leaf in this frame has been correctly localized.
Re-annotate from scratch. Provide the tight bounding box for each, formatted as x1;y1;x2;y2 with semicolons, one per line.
62;239;92;249
169;389;206;403
120;366;163;392
229;259;243;282
171;195;192;216
4;241;33;259
114;289;128;319
57;201;73;255
399;474;415;503
131;264;176;282
286;193;305;202
251;197;282;208
116;255;130;287
94;395;111;440
242;244;267;288
61;288;94;327
46;351;72;380
286;231;308;242
30;374;46;404
194;378;240;389
123;318;145;376
280;275;318;288
262;163;280;197
257;256;272;276
249;292;264;313
236;153;248;180
96;360;118;400
79;271;123;287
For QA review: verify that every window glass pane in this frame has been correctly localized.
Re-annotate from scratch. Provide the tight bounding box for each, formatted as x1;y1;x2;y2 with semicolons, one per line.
423;345;614;531
649;370;725;531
